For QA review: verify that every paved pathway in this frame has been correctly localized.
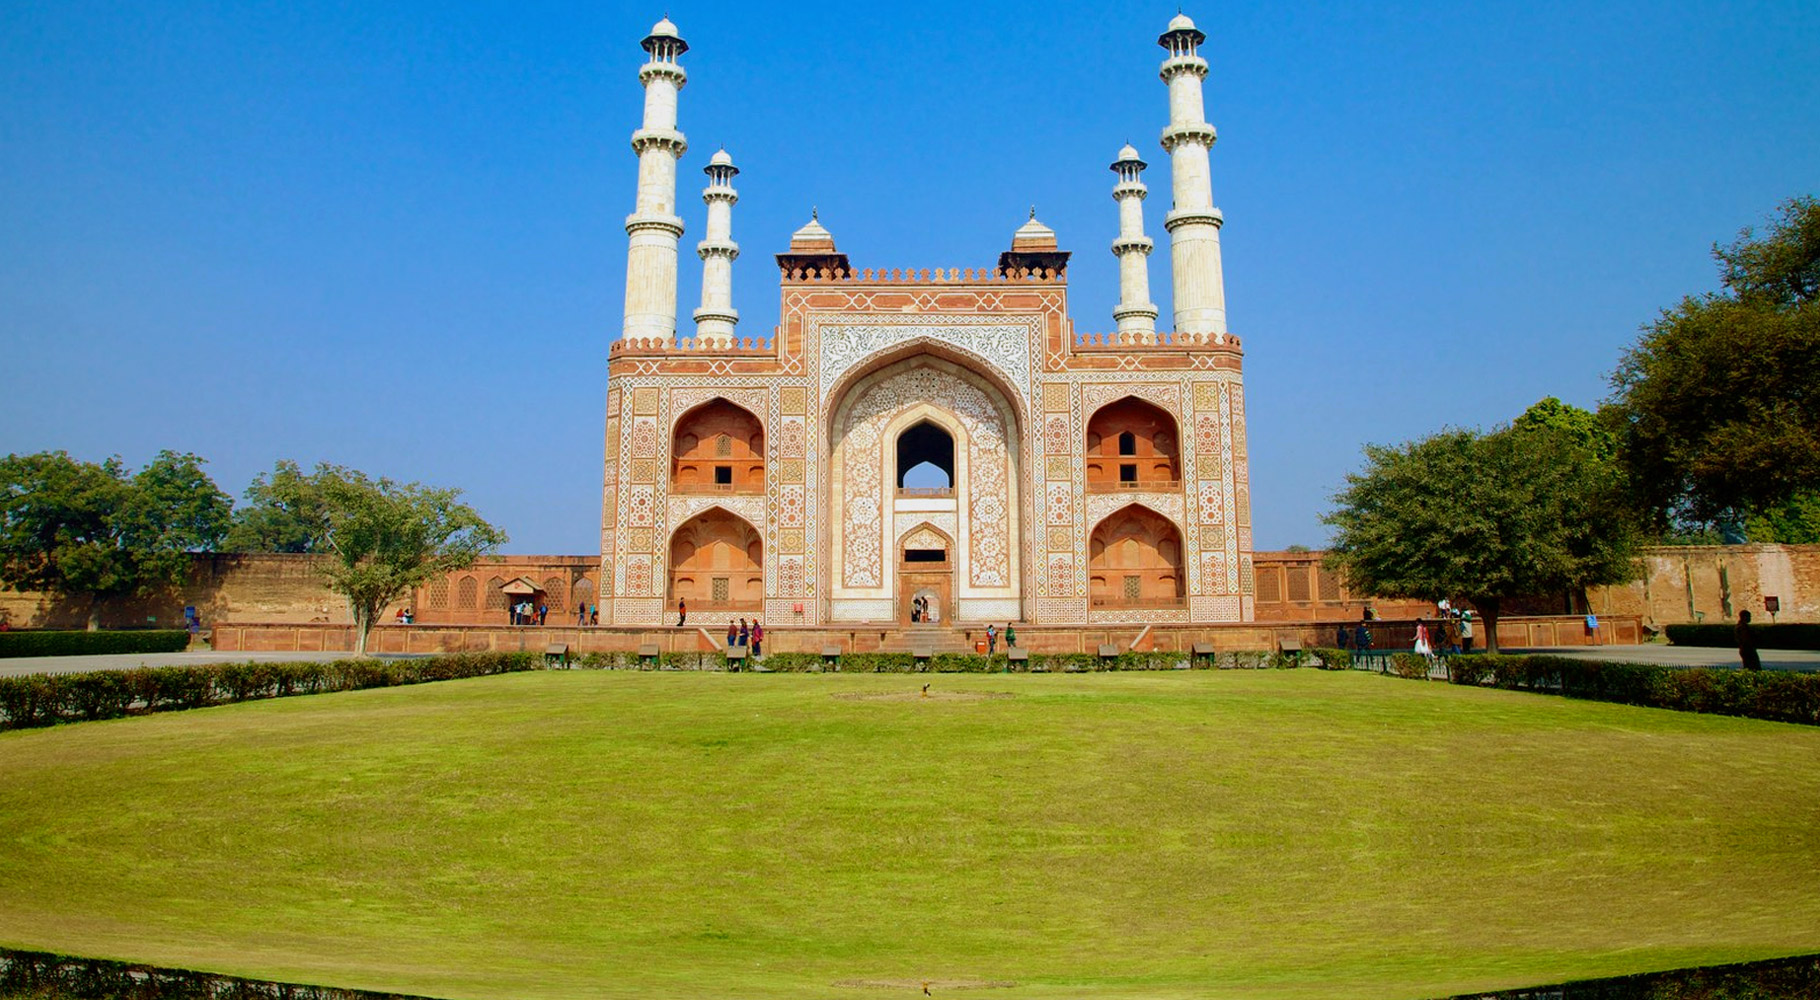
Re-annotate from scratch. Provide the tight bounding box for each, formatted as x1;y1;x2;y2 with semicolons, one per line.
1514;644;1820;672
0;649;402;679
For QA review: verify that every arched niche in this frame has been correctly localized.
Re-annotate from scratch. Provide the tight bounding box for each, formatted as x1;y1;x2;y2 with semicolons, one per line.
1085;396;1181;490
668;507;763;610
672;398;765;494
896;420;955;491
1088;504;1185;607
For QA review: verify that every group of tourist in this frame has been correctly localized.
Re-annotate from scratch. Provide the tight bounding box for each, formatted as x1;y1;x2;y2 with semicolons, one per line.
576;602;599;625
1336;602;1476;660
726;618;763;655
511;601;547;626
983;623;1016;653
909;595;939;624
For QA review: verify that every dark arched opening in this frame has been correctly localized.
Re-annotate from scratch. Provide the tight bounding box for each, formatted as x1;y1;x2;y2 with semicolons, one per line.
896;421;955;490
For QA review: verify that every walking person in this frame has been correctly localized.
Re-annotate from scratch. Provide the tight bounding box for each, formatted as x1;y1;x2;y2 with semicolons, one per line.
1354;621;1372;669
727;620;738;648
751;620;763;657
1585;610;1600;645
676;597;687;627
1337;623;1350;650
738;618;750;648
986;624;997;655
577;601;587;626
1004;623;1016;649
1459;611;1475;654
1737;610;1761;671
1414;620;1433;662
589;604;599;625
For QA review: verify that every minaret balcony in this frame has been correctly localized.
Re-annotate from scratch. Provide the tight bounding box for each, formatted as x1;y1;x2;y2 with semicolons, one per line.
1163;207;1223;232
1158;55;1209;80
625;213;686;238
1159;122;1217;152
638;62;687;87
1111;236;1155;255
630;128;688;156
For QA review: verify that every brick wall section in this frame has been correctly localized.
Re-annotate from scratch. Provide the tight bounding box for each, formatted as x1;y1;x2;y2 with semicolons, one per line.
5;545;1813;632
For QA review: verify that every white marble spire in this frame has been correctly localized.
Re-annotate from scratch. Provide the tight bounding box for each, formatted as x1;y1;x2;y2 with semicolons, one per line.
622;17;689;344
1158;12;1227;340
693;148;740;346
1110;143;1159;341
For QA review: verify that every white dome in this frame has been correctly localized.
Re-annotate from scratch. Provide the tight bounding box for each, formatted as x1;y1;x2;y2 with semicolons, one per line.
648;16;681;38
790;210;834;245
709;148;734;167
1116;143;1142;162
1166;12;1196;32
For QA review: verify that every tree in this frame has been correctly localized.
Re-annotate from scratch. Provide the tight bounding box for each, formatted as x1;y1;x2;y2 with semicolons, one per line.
0;451;232;629
305;464;506;655
1322;404;1641;652
223;460;331;553
1610;196;1820;529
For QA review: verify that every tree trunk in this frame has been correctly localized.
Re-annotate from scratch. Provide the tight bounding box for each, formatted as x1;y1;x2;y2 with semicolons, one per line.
1478;596;1501;654
86;596;101;632
352;599;372;657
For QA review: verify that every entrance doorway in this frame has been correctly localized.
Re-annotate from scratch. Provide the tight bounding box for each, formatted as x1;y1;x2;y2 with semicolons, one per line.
897;524;954;626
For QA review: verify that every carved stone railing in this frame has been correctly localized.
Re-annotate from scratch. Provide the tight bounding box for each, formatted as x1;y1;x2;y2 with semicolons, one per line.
779;266;1068;284
611;336;774;356
1074;330;1241;350
896;487;955;499
1087;480;1183;494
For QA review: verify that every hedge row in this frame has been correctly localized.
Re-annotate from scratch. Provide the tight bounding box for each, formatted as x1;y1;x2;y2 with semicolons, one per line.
0;652;537;730
1440;653;1820;726
1667;622;1820;650
571;649;1306;672
0;629;191;659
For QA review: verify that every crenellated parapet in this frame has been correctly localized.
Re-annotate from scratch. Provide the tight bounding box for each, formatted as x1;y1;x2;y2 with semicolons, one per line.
779;266;1069;284
1075;329;1240;350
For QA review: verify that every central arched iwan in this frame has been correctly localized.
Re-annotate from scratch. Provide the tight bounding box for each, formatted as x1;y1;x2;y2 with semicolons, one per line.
1088;504;1185;607
669;507;763;610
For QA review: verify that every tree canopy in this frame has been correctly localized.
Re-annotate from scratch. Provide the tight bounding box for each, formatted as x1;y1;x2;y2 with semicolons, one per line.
0;451;231;628
223;460;332;554
303;464;506;654
1323;401;1641;651
1610;195;1820;529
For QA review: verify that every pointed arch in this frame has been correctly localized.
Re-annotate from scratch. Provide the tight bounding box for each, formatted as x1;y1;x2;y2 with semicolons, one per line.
668;506;764;610
1088;503;1185;608
1086;395;1181;489
672;397;765;494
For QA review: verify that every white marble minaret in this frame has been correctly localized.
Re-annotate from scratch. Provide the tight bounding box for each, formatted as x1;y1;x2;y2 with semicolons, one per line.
692;149;740;346
1158;12;1227;340
1110;143;1159;341
622;17;688;344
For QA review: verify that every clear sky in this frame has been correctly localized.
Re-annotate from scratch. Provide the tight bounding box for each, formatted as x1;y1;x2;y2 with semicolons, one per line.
3;0;1817;554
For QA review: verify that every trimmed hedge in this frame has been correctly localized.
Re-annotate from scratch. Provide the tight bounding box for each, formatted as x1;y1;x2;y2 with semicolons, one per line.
0;630;190;659
1667;623;1820;650
1442;653;1820;726
0;652;537;730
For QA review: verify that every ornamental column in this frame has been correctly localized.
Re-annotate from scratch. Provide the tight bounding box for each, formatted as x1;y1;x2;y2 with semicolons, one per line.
1110;144;1159;342
693;149;740;346
622;17;688;344
1158;12;1227;340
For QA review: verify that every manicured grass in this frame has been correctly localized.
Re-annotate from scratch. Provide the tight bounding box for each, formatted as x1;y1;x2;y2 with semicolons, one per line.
1;670;1818;1000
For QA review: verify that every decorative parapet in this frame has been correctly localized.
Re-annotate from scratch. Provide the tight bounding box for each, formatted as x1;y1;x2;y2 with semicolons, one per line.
778;265;1068;284
1075;329;1241;350
611;335;774;356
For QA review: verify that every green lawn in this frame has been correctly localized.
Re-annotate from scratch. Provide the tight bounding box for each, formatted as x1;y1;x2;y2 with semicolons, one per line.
1;670;1817;1000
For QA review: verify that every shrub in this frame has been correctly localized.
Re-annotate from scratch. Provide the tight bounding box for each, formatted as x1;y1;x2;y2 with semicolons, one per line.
1430;652;1820;726
1311;647;1352;671
1388;653;1431;679
0;651;537;730
0;630;191;659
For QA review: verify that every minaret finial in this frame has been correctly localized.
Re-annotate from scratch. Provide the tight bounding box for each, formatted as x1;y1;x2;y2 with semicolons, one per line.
812;206;818;221
1029;205;1036;220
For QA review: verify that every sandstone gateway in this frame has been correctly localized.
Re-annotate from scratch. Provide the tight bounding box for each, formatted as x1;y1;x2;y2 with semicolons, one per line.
600;14;1253;630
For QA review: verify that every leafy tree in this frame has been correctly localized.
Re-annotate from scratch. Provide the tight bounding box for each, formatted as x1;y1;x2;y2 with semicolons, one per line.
223;460;331;553
0;451;232;629
1610;195;1820;529
304;464;506;655
1323;403;1641;652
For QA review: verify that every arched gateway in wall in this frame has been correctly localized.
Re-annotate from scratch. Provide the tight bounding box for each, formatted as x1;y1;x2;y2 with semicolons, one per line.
597;12;1255;629
827;355;1023;624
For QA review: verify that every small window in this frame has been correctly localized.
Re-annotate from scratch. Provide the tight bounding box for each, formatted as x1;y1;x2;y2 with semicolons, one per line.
904;549;946;563
1119;464;1137;483
1124;576;1142;600
716;435;732;457
715;466;733;485
1118;431;1136;456
712;577;729;602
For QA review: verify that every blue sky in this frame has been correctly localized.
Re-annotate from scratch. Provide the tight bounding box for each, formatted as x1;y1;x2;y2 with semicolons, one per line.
3;0;1816;553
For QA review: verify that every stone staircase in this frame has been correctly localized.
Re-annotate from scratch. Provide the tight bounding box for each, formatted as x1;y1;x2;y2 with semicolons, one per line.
877;626;979;655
